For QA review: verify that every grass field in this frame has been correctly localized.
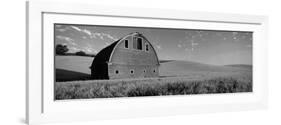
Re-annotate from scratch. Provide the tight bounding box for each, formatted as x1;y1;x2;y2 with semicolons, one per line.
55;56;252;100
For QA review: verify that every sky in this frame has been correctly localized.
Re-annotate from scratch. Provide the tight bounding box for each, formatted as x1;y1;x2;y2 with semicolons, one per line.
54;24;252;65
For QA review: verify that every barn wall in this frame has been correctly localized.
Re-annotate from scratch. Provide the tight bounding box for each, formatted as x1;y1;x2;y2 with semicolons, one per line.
108;64;159;79
107;34;160;79
110;36;159;65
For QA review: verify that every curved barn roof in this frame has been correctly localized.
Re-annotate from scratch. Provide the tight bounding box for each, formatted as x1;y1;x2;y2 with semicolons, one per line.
90;39;119;68
90;32;160;68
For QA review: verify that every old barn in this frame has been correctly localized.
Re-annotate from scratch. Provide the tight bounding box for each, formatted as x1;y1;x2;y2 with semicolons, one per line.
90;32;160;79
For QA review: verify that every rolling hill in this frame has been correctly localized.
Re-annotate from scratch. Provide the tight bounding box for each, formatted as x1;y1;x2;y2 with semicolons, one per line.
224;64;252;70
55;55;93;74
159;60;251;77
55;56;251;81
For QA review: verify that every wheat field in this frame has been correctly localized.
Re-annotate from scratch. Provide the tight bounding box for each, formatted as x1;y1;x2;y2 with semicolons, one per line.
55;72;252;100
55;56;252;100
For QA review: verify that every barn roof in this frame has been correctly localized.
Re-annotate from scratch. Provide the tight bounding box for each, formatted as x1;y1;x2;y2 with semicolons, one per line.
90;39;119;68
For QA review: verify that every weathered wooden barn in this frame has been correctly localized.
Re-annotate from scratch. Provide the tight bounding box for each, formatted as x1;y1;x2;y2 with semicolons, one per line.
90;32;160;79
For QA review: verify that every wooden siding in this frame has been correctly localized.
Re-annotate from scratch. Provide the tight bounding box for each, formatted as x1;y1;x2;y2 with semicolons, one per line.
108;34;159;79
108;63;159;79
110;36;159;65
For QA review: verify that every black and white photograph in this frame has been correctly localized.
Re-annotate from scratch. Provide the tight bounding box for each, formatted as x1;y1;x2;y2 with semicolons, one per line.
54;24;253;100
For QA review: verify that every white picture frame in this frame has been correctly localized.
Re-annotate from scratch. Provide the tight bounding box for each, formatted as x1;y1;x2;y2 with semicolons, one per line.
26;1;268;124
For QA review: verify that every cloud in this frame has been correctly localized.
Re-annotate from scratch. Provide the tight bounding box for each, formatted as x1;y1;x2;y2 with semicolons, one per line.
90;33;101;39
55;25;62;28
82;36;87;39
70;26;82;32
56;35;77;46
183;32;200;52
85;47;92;52
56;35;73;42
232;32;240;42
56;28;67;32
156;45;162;50
83;46;97;53
177;44;182;48
68;45;97;54
232;32;238;36
191;42;199;46
69;46;80;52
69;25;118;42
83;29;92;36
102;33;117;41
151;37;162;50
91;32;117;41
69;42;77;46
100;35;104;40
104;42;110;46
190;40;199;51
70;26;93;37
55;25;69;32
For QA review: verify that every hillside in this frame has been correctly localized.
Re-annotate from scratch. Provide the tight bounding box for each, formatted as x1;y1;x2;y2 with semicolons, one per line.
55;56;93;81
224;64;252;70
159;60;251;77
55;56;251;81
55;55;93;74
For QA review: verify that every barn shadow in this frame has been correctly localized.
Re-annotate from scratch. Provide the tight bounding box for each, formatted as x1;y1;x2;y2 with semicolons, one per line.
56;68;91;82
159;60;174;63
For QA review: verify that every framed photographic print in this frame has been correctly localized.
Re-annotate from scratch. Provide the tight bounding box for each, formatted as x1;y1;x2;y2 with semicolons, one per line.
26;1;268;124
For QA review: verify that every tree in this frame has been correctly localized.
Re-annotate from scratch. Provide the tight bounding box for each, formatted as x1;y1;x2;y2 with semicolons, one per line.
75;51;86;56
56;44;69;55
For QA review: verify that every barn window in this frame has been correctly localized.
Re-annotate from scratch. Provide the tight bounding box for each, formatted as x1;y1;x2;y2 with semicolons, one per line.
137;38;142;50
133;37;137;49
130;69;134;74
124;40;129;48
145;43;149;51
133;37;142;50
115;70;119;74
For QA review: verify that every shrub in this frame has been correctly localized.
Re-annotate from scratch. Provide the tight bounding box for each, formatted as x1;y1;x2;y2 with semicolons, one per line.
75;51;86;56
56;44;69;55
